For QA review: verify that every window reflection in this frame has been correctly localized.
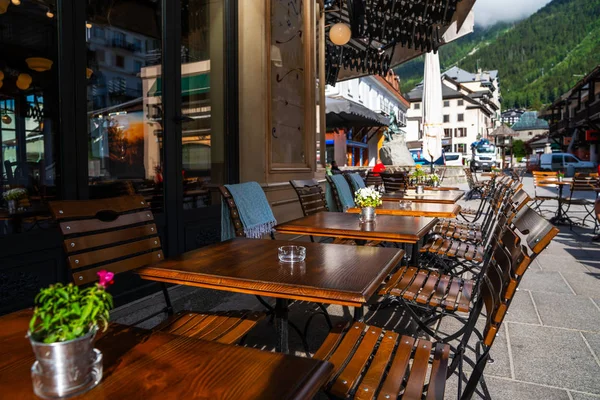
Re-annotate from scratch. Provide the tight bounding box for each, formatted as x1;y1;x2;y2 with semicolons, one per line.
87;0;164;212
180;0;225;210
0;0;59;235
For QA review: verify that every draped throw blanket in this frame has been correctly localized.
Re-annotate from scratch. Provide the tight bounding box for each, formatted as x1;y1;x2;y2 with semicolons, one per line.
330;174;355;210
348;173;366;192
221;182;277;241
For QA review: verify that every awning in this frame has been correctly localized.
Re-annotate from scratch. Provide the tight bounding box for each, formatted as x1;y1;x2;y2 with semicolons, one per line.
326;97;390;129
147;73;210;97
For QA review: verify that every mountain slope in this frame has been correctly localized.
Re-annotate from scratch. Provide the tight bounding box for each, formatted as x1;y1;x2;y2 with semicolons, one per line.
394;0;600;109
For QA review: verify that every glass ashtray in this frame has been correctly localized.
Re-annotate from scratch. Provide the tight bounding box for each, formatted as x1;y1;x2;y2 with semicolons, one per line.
398;200;412;210
278;245;306;263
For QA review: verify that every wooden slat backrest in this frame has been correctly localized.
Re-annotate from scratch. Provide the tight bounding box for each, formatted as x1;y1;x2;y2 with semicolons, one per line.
512;206;560;254
571;175;597;192
343;173;365;192
463;168;476;189
290;179;329;217
533;171;558;188
364;172;382;187
218;186;246;238
380;172;408;193
48;195;163;285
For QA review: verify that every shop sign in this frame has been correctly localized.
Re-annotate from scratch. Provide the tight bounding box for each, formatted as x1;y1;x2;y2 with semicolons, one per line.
585;130;600;141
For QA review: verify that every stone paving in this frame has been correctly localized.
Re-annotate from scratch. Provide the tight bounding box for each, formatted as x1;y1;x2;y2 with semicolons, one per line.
112;175;600;399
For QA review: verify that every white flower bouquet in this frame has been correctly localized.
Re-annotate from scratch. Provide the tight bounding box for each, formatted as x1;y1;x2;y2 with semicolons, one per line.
354;187;382;208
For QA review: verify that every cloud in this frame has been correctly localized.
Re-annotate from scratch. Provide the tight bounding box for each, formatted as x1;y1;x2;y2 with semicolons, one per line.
473;0;553;26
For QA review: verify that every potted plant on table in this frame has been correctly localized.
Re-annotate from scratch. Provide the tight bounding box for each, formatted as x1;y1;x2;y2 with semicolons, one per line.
354;187;382;223
28;271;114;399
557;171;564;182
429;173;440;188
411;165;427;193
3;188;27;214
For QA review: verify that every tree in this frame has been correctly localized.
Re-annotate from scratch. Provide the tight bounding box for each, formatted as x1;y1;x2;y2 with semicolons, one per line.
512;139;527;159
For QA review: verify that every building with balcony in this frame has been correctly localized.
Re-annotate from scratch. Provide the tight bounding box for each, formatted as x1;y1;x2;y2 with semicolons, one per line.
404;67;500;156
325;70;409;167
540;65;600;162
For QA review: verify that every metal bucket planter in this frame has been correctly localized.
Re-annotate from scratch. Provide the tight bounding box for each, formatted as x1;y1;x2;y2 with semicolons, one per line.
29;327;103;399
415;185;425;194
360;206;376;223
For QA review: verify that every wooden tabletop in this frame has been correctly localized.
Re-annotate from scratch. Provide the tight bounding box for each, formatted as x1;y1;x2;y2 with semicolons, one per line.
381;190;464;204
274;212;438;245
137;238;404;307
0;309;332;400
347;202;461;218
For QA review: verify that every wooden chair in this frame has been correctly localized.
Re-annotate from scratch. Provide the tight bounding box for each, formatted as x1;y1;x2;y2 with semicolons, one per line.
48;195;264;344
380;171;409;193
464;168;485;200
290;179;329;216
343;172;366;192
532;170;558;212
364;171;383;188
314;206;558;400
563;174;596;227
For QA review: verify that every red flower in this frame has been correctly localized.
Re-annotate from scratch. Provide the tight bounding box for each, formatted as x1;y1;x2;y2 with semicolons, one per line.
97;270;115;288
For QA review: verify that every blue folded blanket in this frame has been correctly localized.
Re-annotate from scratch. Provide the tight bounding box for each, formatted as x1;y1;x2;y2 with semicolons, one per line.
348;173;366;192
221;182;277;241
330;174;355;210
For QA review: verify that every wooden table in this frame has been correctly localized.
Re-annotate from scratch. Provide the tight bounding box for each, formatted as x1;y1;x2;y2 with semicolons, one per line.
381;189;464;204
0;309;332;400
347;202;461;218
274;211;437;264
137;238;404;353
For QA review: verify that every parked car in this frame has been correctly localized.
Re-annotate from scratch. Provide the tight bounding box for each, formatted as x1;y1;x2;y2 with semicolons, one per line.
410;149;445;166
539;153;595;172
444;152;463;166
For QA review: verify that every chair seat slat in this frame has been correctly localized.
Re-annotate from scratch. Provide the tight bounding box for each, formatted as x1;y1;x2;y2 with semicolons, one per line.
425;343;450;400
377;336;415;399
354;332;398;400
330;326;382;397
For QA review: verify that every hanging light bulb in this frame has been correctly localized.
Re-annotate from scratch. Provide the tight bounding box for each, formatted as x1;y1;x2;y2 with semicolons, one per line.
11;0;20;5
2;113;12;125
0;80;3;90
0;0;9;14
46;8;54;18
329;23;351;46
86;68;94;79
86;21;92;29
16;73;32;90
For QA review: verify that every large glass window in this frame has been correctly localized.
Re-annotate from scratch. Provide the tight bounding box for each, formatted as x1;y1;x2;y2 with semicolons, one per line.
86;0;163;212
180;0;226;209
0;0;60;235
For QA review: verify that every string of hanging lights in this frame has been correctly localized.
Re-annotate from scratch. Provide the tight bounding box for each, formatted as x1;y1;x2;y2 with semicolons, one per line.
324;0;460;85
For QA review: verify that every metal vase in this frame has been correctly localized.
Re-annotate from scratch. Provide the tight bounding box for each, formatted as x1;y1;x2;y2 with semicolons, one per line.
360;206;376;222
29;327;102;399
7;199;16;214
415;185;425;194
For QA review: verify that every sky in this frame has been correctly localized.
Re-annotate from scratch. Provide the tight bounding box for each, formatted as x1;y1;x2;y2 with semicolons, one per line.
473;0;553;26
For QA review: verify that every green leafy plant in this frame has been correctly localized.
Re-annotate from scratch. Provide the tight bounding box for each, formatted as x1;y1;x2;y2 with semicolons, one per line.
558;171;565;179
29;271;114;343
354;187;382;208
3;188;27;201
429;173;440;183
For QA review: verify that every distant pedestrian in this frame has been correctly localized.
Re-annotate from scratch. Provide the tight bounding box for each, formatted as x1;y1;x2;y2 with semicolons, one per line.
372;159;386;176
331;160;342;175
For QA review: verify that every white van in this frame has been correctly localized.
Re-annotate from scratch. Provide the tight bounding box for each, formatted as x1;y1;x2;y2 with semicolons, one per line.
539;153;594;171
444;152;463;166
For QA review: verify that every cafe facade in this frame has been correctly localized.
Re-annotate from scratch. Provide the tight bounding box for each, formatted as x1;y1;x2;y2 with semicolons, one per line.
0;0;475;314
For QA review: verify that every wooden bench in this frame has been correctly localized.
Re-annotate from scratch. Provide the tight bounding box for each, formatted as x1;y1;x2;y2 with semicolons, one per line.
48;196;264;344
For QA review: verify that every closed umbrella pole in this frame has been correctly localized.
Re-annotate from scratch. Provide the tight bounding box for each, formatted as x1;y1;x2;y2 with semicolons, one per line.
422;51;443;174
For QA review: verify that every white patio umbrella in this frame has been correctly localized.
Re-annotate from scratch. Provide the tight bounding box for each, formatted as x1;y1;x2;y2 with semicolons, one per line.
422;51;444;172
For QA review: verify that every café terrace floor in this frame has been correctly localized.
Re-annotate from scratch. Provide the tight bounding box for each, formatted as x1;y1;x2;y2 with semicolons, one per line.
112;175;600;400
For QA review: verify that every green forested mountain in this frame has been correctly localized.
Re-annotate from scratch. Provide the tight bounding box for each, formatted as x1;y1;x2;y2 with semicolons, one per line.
394;0;600;109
